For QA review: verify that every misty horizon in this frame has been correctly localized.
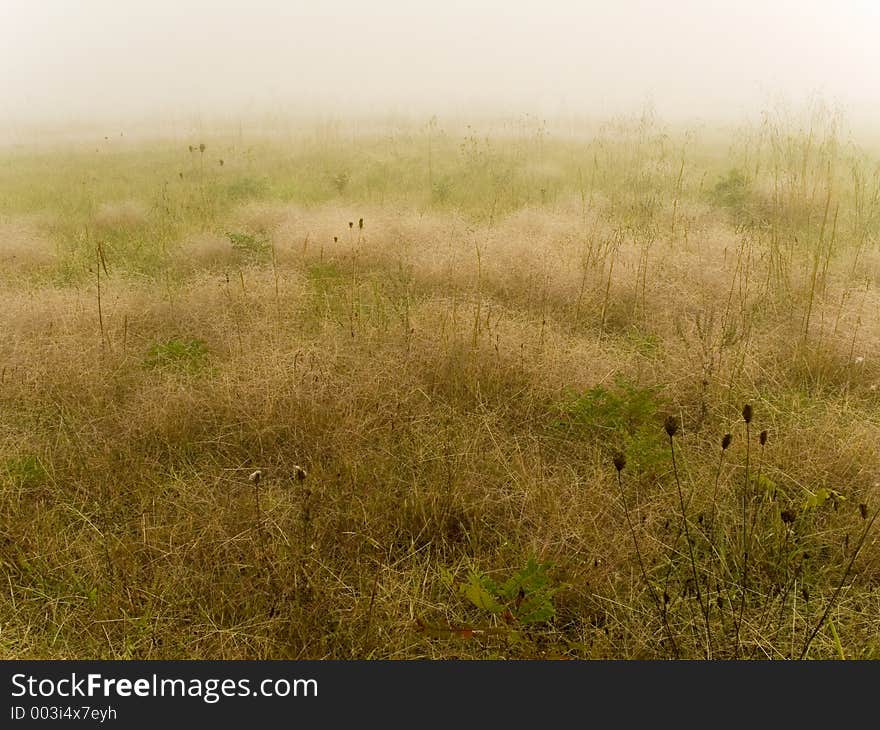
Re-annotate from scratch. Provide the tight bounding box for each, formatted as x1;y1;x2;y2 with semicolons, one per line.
1;0;878;129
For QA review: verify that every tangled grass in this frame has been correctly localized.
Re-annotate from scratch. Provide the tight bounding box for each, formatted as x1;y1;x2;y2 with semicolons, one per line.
1;109;879;658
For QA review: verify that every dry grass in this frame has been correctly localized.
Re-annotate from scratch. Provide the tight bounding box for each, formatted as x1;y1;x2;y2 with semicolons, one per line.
1;113;879;659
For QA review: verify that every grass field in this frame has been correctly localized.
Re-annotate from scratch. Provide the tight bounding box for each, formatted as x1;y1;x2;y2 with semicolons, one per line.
1;108;879;659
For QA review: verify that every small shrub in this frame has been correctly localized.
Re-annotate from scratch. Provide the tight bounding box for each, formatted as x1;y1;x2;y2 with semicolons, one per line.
331;170;351;194
710;168;756;224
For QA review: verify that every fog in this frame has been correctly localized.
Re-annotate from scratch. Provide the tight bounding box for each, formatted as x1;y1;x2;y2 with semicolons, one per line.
1;0;878;126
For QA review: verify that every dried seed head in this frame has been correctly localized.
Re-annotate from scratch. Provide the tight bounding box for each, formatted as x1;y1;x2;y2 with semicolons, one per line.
859;502;869;520
759;429;768;446
248;469;262;485
333;236;338;243
188;144;193;153
742;403;753;424
780;508;796;524
199;143;206;153
612;452;626;472
664;414;680;438
293;465;307;482
349;221;354;229
721;433;732;450
358;217;364;229
219;159;224;166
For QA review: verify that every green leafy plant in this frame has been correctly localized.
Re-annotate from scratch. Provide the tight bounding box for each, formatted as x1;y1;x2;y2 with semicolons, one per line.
144;338;210;372
441;558;557;626
554;377;667;473
226;231;271;262
2;454;47;489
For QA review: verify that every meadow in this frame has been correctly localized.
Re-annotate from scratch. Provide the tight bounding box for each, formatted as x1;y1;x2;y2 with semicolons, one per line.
1;108;879;659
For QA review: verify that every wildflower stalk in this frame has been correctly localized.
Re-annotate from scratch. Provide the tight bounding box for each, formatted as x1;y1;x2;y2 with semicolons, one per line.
705;433;732;635
665;416;710;657
735;404;752;657
613;453;679;658
799;505;879;659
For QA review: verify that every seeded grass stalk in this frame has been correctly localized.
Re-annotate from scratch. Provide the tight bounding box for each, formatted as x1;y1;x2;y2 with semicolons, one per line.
614;453;679;658
665;415;710;657
705;432;732;630
249;469;267;556
799;505;879;659
735;403;753;657
95;240;109;351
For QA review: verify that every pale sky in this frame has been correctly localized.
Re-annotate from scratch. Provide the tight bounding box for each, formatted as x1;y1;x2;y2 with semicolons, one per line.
1;0;878;124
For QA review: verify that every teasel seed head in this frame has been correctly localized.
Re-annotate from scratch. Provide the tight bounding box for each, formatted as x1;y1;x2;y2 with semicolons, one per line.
860;502;869;520
721;433;732;450
664;414;679;438
759;429;768;446
742;403;753;424
612;452;626;472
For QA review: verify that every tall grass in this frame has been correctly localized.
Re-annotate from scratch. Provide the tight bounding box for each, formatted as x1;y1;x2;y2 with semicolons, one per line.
0;108;879;659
